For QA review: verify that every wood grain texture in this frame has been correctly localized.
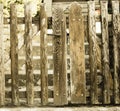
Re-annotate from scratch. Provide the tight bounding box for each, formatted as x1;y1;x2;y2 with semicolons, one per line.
88;1;98;104
25;2;34;106
44;0;52;17
59;16;68;105
118;14;120;104
112;1;120;104
10;4;19;106
52;6;68;105
69;2;86;104
101;1;111;104
52;6;62;105
40;4;48;105
0;4;5;106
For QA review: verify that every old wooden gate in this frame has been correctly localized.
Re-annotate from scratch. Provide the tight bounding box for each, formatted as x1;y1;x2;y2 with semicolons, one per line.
0;1;120;106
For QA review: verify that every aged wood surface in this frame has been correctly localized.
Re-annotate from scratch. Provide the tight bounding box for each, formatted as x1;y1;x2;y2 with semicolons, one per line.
52;6;68;105
2;0;120;106
10;4;19;105
52;6;62;105
88;1;98;104
112;1;120;104
25;2;34;106
44;0;52;17
40;4;48;105
59;16;68;105
0;4;5;106
69;2;86;104
101;1;111;104
118;14;120;104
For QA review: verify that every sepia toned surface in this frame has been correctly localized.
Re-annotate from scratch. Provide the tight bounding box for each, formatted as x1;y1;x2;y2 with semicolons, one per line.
69;2;86;104
0;0;120;108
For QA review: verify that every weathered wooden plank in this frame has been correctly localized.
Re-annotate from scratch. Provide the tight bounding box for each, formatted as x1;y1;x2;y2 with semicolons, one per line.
100;1;111;104
0;4;5;106
69;2;86;104
25;2;34;106
44;0;52;17
118;14;120;104
52;6;68;105
40;4;48;105
112;1;120;104
59;16;68;105
88;1;98;104
10;4;19;106
52;6;62;105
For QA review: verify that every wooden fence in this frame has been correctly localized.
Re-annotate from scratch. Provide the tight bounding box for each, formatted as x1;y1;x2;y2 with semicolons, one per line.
0;1;120;106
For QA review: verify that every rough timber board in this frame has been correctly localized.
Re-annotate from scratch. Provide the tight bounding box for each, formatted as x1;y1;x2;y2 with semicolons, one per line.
52;6;63;105
59;16;68;105
10;4;19;105
112;1;120;104
69;2;86;104
0;4;5;106
40;4;48;105
100;1;111;104
52;6;68;105
88;1;98;104
44;0;52;17
24;2;34;106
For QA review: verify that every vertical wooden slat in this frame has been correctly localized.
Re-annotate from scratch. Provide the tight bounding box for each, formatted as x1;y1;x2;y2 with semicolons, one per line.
25;2;34;106
52;6;63;105
0;4;5;106
44;0;52;17
53;6;68;105
101;1;111;104
40;4;48;105
112;1;120;104
88;1;98;104
59;16;68;105
69;2;86;104
10;4;19;105
118;14;120;104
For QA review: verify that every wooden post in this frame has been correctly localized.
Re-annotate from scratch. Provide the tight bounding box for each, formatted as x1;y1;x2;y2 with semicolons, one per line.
10;4;19;105
44;0;52;17
0;4;5;106
25;2;34;106
52;6;62;105
118;14;120;104
59;16;68;105
69;2;86;104
88;1;98;104
101;1;111;104
52;6;68;105
112;1;120;104
40;4;48;105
